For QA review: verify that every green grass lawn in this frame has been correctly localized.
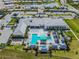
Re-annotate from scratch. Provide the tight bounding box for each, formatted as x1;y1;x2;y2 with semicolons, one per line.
50;14;72;16
14;1;53;5
8;18;16;25
65;19;79;38
5;45;24;51
55;0;62;6
67;0;73;4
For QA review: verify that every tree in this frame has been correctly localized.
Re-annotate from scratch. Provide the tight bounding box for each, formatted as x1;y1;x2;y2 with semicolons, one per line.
0;43;6;49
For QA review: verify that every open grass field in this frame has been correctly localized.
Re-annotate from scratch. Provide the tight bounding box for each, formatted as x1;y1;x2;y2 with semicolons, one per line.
65;19;79;38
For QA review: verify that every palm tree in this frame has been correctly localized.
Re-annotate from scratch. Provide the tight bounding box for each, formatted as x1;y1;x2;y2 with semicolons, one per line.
2;0;4;2
0;43;6;49
36;42;39;49
49;43;52;57
49;43;52;50
1;24;4;30
23;43;29;52
35;42;38;56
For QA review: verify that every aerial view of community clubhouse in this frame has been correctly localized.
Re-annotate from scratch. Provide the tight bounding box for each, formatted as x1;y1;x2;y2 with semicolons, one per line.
0;0;79;59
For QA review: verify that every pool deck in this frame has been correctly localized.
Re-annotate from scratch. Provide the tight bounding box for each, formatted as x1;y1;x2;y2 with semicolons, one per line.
26;29;67;50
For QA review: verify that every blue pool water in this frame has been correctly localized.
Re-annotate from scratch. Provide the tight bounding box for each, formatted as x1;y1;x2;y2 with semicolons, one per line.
31;34;48;45
41;46;47;49
31;34;38;44
30;33;67;50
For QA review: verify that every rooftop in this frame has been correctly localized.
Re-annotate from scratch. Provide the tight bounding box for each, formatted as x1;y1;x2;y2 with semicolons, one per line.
13;21;27;36
0;28;12;44
22;18;68;27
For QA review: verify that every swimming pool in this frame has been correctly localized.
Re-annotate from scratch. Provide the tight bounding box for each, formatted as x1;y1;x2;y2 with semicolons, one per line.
29;32;67;50
31;34;48;45
41;46;47;49
31;34;38;44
